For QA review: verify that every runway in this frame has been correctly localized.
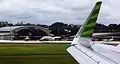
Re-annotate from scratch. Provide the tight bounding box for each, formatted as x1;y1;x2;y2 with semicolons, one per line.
0;40;72;43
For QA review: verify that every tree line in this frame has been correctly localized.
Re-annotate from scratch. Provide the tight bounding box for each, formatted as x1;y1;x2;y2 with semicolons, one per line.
0;21;120;36
94;24;120;33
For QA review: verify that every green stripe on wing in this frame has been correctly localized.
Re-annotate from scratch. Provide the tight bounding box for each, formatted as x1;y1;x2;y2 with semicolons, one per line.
80;1;102;38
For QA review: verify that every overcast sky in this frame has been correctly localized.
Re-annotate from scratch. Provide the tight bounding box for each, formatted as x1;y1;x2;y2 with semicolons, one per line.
0;0;120;25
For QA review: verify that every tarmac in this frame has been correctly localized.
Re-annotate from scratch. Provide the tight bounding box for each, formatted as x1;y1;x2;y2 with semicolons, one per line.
0;40;72;43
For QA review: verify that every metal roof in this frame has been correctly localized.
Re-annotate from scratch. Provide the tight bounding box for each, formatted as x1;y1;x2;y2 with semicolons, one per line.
0;26;23;31
0;26;50;35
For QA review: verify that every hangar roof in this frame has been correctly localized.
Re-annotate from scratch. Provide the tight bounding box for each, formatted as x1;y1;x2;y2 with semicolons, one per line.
0;26;23;31
0;26;50;35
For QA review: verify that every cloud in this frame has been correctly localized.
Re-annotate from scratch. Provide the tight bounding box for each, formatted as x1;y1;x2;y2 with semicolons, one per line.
98;0;120;25
0;0;120;25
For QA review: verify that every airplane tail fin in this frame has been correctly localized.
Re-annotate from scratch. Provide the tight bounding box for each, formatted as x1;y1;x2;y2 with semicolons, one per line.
72;1;102;45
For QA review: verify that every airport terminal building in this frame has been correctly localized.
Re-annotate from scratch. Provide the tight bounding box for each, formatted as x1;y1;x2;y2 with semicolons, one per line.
0;26;50;40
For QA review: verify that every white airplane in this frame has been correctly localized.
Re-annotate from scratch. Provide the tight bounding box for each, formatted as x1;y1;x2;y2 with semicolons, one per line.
67;1;120;64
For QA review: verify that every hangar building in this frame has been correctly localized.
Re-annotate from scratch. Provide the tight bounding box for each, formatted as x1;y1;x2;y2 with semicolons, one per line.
0;26;50;40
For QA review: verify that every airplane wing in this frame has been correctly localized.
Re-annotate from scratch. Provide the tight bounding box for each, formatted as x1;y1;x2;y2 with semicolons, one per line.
68;42;120;64
67;1;120;64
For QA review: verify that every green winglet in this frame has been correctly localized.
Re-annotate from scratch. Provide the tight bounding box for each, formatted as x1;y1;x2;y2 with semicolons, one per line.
80;1;102;38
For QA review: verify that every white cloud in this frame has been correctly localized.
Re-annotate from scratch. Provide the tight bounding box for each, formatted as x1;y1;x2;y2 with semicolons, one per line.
98;0;120;25
0;0;120;25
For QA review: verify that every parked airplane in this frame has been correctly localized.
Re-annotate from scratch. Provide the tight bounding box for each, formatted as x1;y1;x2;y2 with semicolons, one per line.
67;1;120;64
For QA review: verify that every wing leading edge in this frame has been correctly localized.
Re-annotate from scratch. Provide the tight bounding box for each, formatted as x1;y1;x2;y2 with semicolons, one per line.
67;1;120;64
